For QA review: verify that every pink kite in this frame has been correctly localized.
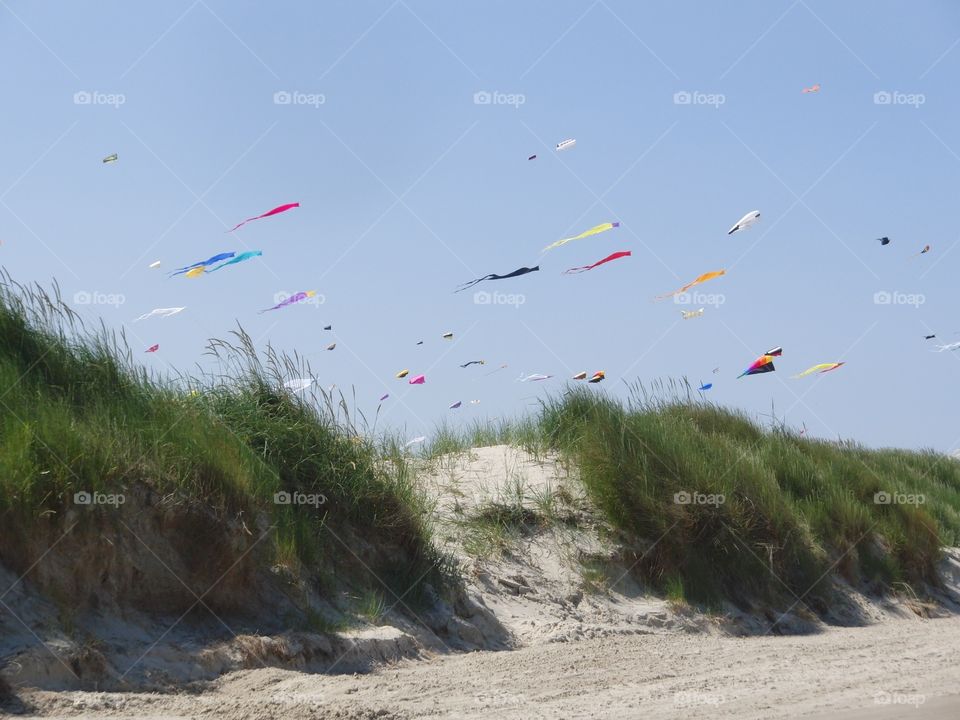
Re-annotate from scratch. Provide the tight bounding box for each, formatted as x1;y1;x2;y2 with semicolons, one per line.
145;344;159;353
563;251;631;275
227;202;299;232
259;290;316;314
409;374;426;385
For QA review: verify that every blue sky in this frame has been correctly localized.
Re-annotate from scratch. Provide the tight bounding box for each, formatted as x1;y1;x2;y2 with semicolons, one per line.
2;0;959;451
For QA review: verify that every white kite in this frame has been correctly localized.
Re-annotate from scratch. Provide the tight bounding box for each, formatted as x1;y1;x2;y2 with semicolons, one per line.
681;308;705;319
284;378;313;393
134;307;185;321
728;210;760;235
556;138;576;152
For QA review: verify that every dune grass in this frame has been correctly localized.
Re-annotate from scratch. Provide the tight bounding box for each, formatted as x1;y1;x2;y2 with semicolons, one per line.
0;274;448;604
538;382;960;609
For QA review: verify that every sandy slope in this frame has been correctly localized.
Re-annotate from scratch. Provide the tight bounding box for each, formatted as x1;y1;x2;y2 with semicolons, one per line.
21;615;960;719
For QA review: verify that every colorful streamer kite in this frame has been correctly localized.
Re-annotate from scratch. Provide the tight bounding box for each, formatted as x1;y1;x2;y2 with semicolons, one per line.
792;362;845;378
655;270;725;301
228;202;299;232
455;266;539;292
563;251;631;274
259;291;316;313
544;223;620;253
208;250;262;272
170;252;235;278
738;346;782;378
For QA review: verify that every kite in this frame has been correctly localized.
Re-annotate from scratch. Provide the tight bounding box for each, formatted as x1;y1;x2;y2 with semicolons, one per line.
792;362;845;378
460;360;485;368
396;370;409;379
713;367;720;374
170;252;235;277
572;371;587;380
145;344;159;353
681;308;705;320
284;378;313;393
470;400;481;405
207;250;262;272
728;211;760;235
917;244;931;256
378;393;389;401
102;153;118;164
149;261;161;269
933;342;960;352
227;202;299;232
405;436;426;448
543;223;620;253
134;307;185;322
528;155;537;161
588;371;605;383
925;334;936;340
518;373;552;382
185;266;206;279
449;401;462;409
326;343;336;351
877;237;890;246
442;332;454;340
455;266;539;292
259;291;316;314
738;346;782;378
416;340;423;345
698;382;713;391
556;139;576;151
563;250;631;274
655;270;725;301
409;374;426;385
802;84;820;93
323;325;332;330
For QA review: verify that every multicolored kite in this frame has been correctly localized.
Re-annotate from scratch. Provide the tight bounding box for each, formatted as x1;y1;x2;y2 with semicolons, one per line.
455;266;539;292
792;362;844;378
259;290;316;313
588;371;605;383
544;223;619;253
738;346;782;378
207;250;262;272
656;270;725;301
170;252;235;277
563;251;631;274
228;202;299;232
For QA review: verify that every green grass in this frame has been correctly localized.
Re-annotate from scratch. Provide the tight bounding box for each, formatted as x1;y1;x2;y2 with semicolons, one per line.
538;382;960;609
0;274;448;606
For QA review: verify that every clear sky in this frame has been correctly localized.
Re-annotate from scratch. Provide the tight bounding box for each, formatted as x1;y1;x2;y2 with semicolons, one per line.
2;1;959;451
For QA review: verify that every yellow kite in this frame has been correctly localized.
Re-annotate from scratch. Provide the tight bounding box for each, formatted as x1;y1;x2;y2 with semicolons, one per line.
792;362;844;379
542;222;620;252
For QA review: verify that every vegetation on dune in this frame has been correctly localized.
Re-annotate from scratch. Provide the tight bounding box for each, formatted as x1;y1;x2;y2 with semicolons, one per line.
0;274;447;605
538;382;960;608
